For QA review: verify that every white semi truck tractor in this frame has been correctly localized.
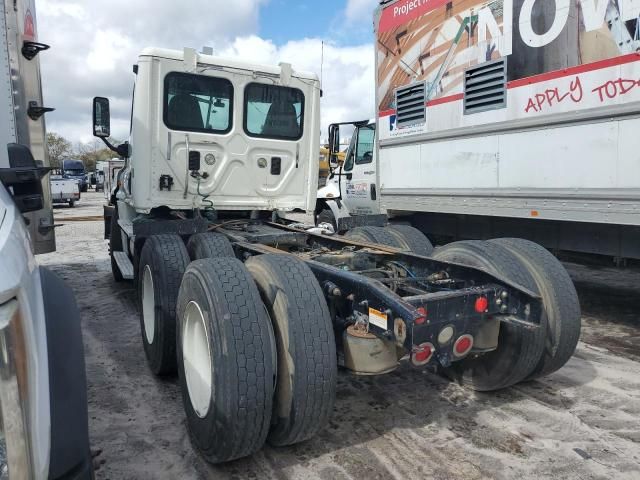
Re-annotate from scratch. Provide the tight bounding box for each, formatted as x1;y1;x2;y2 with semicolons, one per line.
318;0;640;262
96;47;580;464
0;1;92;478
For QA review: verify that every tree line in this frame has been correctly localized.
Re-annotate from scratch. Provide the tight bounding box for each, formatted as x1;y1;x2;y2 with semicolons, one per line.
46;132;120;171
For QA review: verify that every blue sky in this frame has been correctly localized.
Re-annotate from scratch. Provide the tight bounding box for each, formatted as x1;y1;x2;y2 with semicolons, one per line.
259;0;376;46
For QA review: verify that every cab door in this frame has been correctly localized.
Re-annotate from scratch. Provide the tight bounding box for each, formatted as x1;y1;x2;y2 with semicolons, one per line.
341;123;379;215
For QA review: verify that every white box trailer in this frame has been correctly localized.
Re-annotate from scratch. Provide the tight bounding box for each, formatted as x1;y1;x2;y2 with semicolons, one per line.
0;0;55;253
347;0;640;260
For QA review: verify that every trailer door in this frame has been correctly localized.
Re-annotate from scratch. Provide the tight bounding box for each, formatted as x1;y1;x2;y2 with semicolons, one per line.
341;124;378;215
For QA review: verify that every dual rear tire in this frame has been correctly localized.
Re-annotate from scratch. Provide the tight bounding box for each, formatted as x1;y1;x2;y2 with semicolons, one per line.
139;232;337;462
432;240;581;390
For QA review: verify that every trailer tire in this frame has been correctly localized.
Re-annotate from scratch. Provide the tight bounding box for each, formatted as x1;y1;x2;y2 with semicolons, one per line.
68;199;75;208
109;208;124;283
490;238;581;380
177;258;275;463
186;232;235;260
246;254;337;447
432;241;546;391
386;225;434;256
345;226;403;248
139;234;190;375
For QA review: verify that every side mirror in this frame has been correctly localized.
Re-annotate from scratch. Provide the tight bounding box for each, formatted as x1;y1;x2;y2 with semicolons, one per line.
0;144;51;213
93;97;111;138
328;124;340;164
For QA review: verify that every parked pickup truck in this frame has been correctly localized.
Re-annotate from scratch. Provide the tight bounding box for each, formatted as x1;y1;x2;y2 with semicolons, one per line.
50;175;80;207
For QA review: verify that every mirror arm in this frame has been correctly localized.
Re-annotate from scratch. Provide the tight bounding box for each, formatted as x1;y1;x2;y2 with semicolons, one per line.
100;137;130;158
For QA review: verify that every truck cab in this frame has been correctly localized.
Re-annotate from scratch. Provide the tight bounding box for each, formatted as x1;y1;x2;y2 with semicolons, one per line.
316;120;381;230
61;159;88;193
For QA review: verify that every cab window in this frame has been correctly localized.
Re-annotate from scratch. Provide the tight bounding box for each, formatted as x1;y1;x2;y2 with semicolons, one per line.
355;126;375;165
244;83;304;140
164;72;233;134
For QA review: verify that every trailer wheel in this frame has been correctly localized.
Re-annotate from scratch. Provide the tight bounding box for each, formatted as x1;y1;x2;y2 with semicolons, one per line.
177;258;275;463
109;208;124;283
68;199;75;208
490;238;581;380
386;225;434;256
246;254;337;447
432;241;546;391
345;226;403;248
186;232;235;260
139;234;190;375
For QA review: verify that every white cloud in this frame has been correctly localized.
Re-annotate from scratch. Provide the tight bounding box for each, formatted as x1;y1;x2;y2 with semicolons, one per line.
35;0;374;144
220;36;375;139
344;0;379;24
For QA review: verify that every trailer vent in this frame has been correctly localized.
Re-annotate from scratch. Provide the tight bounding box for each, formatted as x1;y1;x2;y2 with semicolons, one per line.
464;58;507;115
395;82;426;128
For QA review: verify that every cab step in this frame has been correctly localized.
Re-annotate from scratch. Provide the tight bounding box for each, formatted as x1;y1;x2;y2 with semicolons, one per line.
113;251;134;280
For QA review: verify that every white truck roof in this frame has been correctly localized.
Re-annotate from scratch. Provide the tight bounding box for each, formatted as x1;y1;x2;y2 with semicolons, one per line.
138;47;319;82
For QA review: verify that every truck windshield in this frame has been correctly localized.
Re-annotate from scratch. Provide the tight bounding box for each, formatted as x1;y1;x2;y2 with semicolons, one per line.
64;169;83;175
244;83;304;140
164;72;233;134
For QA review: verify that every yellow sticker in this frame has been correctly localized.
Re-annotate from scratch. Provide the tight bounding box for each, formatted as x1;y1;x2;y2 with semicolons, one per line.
368;307;388;330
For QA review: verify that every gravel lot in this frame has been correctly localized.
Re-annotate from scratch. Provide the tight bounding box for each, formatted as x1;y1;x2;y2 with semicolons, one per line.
40;192;640;480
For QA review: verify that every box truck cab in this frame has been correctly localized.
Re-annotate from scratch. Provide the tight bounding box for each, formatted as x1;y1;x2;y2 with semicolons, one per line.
61;159;87;192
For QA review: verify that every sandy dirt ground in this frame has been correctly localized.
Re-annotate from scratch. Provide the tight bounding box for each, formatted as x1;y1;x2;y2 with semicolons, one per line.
39;192;640;480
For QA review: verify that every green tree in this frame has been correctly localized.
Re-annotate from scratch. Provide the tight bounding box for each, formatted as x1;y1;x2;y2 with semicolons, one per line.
46;132;72;169
75;139;119;171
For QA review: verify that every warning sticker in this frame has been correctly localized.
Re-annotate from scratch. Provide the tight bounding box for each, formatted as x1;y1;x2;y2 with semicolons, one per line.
368;307;388;330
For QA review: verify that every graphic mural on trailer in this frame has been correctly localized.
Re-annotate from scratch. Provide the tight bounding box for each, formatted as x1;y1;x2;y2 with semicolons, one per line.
377;0;640;115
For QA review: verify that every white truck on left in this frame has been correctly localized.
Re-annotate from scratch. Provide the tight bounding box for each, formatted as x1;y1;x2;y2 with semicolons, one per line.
0;1;92;479
50;175;80;208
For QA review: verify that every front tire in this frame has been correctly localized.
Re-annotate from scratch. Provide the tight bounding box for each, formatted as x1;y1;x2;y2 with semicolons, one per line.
432;241;546;391
138;234;190;375
177;258;276;463
246;254;337;447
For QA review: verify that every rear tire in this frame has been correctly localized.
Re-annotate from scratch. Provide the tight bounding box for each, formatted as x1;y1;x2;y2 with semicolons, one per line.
177;258;276;463
432;241;546;391
246;254;337;447
490;238;581;380
345;226;403;248
109;209;124;283
68;199;75;208
386;225;434;256
186;232;235;260
138;234;190;375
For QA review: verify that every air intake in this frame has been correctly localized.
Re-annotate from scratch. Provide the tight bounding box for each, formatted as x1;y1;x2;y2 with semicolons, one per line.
464;58;507;115
395;82;426;128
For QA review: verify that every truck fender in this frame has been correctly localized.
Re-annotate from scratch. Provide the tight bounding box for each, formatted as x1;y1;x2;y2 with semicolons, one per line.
40;268;93;480
315;198;351;223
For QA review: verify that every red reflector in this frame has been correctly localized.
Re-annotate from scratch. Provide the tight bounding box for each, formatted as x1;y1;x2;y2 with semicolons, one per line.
474;297;489;313
415;307;427;325
414;345;432;363
454;335;473;357
412;342;435;365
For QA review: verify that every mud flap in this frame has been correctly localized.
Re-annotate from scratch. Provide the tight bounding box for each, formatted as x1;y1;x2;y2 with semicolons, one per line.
41;268;93;480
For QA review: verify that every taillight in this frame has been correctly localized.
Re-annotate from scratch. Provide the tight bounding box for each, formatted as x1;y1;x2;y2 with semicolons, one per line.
411;342;435;366
474;296;488;313
453;335;474;358
415;307;427;325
